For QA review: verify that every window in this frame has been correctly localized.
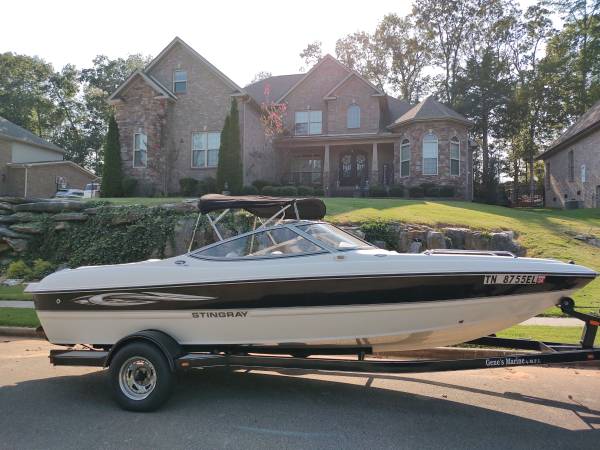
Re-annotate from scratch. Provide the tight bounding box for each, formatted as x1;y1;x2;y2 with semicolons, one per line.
297;223;372;250
347;104;360;128
581;164;586;182
133;132;147;167
192;132;220;168
290;157;322;185
400;139;410;177
568;150;574;181
450;137;460;176
295;110;322;135
422;133;438;175
173;70;187;93
194;227;323;259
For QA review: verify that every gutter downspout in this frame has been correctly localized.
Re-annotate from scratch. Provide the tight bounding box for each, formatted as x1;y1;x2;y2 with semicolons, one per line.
24;165;28;198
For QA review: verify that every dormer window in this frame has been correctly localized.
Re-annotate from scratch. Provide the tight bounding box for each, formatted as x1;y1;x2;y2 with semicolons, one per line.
347;104;360;129
173;70;187;93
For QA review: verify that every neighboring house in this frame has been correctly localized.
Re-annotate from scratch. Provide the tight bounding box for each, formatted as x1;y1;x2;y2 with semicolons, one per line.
110;37;474;198
537;100;600;208
0;116;97;198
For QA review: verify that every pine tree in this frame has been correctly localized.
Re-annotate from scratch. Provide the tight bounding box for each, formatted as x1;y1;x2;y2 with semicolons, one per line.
216;100;243;194
100;114;123;197
216;114;230;192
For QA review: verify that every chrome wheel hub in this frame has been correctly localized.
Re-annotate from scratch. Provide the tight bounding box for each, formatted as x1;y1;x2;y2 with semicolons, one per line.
119;357;157;400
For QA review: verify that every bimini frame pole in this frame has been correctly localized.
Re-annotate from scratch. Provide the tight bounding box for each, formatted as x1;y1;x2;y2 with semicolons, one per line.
256;204;291;230
188;208;230;252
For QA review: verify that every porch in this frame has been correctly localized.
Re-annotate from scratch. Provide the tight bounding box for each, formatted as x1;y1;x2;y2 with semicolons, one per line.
275;137;397;196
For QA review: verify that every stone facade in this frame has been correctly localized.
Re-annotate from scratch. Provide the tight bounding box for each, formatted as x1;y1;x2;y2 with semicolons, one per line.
541;128;600;208
110;39;473;199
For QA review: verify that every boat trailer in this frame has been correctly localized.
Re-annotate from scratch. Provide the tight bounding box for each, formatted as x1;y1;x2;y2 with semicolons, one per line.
49;298;599;374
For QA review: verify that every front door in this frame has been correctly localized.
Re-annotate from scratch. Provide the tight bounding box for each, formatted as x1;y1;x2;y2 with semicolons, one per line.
339;150;368;187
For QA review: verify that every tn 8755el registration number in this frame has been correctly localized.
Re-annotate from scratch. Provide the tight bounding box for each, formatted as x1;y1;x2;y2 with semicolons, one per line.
483;274;546;285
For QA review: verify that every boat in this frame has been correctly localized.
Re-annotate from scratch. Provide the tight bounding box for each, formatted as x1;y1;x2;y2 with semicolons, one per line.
28;194;597;353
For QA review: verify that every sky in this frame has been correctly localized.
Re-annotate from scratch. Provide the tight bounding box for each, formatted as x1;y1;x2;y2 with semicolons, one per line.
2;0;539;88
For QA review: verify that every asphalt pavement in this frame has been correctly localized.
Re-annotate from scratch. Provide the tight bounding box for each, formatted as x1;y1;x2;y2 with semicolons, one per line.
0;337;599;449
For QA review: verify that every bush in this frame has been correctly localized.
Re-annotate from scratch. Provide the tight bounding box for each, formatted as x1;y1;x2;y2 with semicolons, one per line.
420;183;439;197
179;178;199;196
279;185;298;196
359;220;398;250
121;177;138;196
242;185;259;195
31;259;55;280
314;186;325;196
201;177;218;194
369;184;387;197
261;185;277;196
389;185;404;197
5;260;31;279
252;179;271;192
439;185;455;197
296;185;315;196
408;186;425;198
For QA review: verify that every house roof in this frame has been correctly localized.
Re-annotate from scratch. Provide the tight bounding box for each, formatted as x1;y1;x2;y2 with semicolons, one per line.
108;70;177;102
109;37;243;103
389;96;472;128
145;36;243;93
386;96;413;123
323;71;384;100
7;160;97;178
537;99;600;160
0;116;65;153
244;74;304;104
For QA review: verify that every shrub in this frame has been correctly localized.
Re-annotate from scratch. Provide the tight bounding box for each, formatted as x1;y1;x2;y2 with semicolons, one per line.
252;179;271;192
313;186;325;196
420;183;439;197
439;185;455;197
359;220;398;250
30;259;55;280
242;185;259;195
408;186;425;198
369;184;387;197
216;100;243;193
261;185;277;196
121;177;138;196
389;185;404;197
202;177;218;194
297;185;315;196
5;260;31;279
279;185;298;196
179;178;199;196
100;115;123;197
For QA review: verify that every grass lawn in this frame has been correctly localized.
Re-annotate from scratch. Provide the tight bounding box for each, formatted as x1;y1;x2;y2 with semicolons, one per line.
496;325;599;345
92;197;187;206
0;307;39;328
0;285;32;301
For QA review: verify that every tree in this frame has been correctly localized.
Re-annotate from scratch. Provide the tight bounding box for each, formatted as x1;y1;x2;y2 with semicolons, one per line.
412;0;476;107
251;71;272;83
216;100;243;193
100;115;123;197
335;32;388;90
299;41;322;71
375;13;433;102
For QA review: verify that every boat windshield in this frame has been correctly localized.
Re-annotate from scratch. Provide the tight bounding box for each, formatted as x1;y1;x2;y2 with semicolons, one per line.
296;223;373;251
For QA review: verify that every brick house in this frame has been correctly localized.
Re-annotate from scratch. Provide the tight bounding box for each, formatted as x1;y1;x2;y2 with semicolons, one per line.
109;37;474;198
537;99;600;208
0;116;97;198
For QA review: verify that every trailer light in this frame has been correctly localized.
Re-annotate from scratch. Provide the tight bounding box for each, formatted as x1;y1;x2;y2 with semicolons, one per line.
587;354;595;360
180;361;190;368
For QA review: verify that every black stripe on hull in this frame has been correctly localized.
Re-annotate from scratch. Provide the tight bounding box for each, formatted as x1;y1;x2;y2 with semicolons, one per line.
33;274;593;311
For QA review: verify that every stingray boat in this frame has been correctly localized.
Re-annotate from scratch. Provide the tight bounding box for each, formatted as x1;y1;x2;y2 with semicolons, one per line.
28;194;596;352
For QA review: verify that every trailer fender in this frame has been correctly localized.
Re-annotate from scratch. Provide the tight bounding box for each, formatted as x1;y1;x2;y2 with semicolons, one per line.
105;330;183;371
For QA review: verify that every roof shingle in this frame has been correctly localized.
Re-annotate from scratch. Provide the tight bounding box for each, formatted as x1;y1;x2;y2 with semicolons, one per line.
244;74;305;104
0;116;64;153
389;96;471;127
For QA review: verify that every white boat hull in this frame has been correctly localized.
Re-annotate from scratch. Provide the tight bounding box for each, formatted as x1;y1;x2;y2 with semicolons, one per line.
38;289;568;352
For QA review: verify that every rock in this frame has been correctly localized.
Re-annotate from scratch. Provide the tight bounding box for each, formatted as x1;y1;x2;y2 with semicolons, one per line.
0;197;45;204
0;202;15;211
409;240;422;253
83;207;101;215
5;212;41;222
160;202;198;213
426;231;446;249
0;226;30;239
10;223;44;234
0;241;11;253
52;212;88;221
574;234;588;241
14;201;86;213
3;237;29;252
396;231;410;252
0;215;20;224
466;231;491;251
111;210;144;225
0;209;12;215
442;227;471;249
371;240;388;249
162;217;198;257
490;232;525;256
53;221;70;231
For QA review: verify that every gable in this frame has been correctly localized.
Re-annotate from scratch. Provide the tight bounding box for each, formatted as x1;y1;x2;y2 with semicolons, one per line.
324;72;382;100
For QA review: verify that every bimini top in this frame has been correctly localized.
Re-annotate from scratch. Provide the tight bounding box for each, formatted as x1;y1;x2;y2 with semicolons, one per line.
198;194;326;220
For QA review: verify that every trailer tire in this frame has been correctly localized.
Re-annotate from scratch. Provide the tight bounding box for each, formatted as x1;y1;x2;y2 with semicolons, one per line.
109;342;173;412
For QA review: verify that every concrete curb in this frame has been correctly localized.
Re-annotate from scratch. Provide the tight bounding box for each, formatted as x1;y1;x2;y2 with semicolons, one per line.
0;326;45;339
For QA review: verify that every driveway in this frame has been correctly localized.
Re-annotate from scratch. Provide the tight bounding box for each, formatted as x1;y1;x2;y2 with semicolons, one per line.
0;337;599;449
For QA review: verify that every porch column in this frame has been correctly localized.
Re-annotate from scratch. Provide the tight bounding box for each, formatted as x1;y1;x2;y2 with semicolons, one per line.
371;142;379;185
393;140;401;184
323;144;330;196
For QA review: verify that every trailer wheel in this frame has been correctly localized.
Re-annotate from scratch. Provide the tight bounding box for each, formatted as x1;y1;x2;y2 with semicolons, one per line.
109;342;173;412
